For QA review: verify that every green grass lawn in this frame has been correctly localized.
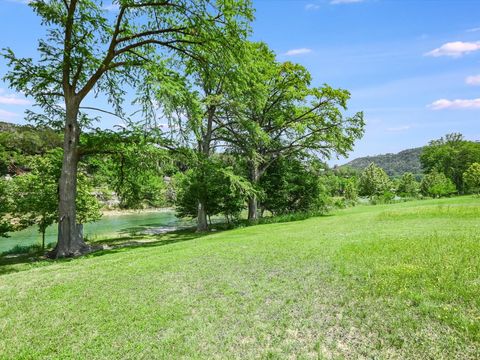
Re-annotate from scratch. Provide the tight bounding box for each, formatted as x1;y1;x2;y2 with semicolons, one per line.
1;197;479;359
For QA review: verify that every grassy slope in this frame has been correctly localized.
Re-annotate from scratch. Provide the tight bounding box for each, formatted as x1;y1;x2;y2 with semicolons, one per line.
1;197;479;359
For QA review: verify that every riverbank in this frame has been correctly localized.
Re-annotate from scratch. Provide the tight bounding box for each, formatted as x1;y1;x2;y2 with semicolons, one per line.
0;209;183;254
101;207;175;217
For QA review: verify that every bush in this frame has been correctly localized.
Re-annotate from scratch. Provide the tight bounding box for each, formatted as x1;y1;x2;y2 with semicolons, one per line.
358;163;392;198
397;172;419;198
463;162;480;195
420;170;457;197
260;157;331;215
175;158;253;223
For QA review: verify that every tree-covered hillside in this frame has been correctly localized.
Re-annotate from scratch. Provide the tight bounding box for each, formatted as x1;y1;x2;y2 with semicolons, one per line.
0;121;62;176
343;147;423;177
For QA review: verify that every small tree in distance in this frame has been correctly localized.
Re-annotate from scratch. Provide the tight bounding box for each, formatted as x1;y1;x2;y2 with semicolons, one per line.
463;162;480;195
343;179;358;203
0;178;14;238
397;172;419;198
420;170;456;198
13;150;101;251
358;163;392;198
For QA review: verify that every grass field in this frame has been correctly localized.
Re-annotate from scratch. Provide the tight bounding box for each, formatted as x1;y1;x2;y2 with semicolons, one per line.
1;196;479;359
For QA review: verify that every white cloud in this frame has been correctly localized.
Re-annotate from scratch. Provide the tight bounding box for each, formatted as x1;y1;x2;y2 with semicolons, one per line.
0;96;31;106
6;0;31;4
0;89;31;105
305;3;321;10
425;41;480;58
466;27;480;33
284;48;312;56
466;74;480;86
103;3;119;11
429;98;480;110
0;109;20;120
330;0;365;4
386;125;411;132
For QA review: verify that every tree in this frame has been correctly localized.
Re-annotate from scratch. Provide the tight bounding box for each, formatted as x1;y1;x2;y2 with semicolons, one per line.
12;154;59;250
12;150;101;251
259;155;329;215
156;37;251;231
0;178;14;237
343;178;358;203
358;163;392;198
420;170;456;198
420;133;480;193
397;172;419;198
3;0;253;257
175;156;253;224
463;162;480;195
218;42;364;221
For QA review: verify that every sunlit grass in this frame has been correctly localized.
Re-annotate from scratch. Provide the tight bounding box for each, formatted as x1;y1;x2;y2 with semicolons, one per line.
0;196;479;358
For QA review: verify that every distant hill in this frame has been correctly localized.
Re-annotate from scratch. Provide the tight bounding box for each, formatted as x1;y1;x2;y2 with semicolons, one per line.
343;147;423;177
0;121;62;175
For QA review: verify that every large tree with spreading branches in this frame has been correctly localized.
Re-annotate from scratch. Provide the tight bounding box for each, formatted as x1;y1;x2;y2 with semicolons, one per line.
2;0;252;257
218;42;365;221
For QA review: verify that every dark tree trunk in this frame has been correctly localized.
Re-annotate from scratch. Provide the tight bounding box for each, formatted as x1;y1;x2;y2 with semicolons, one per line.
41;230;45;252
53;101;89;258
195;105;215;232
248;195;258;222
196;200;208;232
247;161;260;222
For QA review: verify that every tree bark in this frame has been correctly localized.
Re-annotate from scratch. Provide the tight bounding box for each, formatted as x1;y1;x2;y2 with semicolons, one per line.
247;161;260;222
53;100;89;258
248;195;258;222
196;200;208;232
195;105;215;232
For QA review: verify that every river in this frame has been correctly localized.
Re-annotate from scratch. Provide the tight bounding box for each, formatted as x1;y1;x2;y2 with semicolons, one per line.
0;210;192;253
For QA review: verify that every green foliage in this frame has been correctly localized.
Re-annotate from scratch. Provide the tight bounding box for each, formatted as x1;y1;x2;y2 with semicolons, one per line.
420;133;480;192
76;172;102;225
358;162;392;198
2;0;254;129
343;178;358;203
175;158;254;222
0;121;62;176
9;150;102;248
110;145;169;209
463;162;480;195
0;178;14;237
420;170;457;198
397;172;419;198
260;156;330;215
12;152;60;246
217;42;364;189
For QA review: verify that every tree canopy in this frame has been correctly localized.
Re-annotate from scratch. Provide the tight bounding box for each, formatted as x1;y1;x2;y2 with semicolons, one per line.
2;0;253;257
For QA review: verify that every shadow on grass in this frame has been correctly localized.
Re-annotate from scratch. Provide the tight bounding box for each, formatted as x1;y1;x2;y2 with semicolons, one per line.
0;228;212;276
0;210;332;276
86;228;212;259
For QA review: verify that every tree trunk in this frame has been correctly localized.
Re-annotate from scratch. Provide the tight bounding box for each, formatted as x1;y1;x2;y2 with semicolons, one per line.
196;200;208;232
247;161;260;222
53;101;89;258
195;105;215;232
248;195;258;222
42;230;45;252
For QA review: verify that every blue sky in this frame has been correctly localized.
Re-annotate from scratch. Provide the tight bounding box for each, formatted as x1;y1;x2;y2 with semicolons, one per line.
0;0;479;163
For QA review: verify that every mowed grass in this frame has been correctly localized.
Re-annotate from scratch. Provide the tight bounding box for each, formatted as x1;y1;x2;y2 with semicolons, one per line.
1;197;479;359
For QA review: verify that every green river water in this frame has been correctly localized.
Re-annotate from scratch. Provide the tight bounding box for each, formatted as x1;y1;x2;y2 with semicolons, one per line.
0;210;191;253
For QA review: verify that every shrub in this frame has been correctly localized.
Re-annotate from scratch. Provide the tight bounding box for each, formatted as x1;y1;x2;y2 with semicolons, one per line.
420;170;457;197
